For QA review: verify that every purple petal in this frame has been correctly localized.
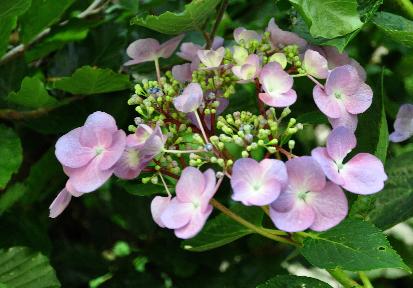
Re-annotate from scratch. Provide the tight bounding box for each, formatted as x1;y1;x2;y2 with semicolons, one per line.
286;156;326;192
172;63;193;83
267;18;307;49
260;62;293;94
49;188;72;218
325;65;362;97
303;50;328;79
125;38;160;65
259;89;297;107
113;148;143;180
55;128;94;168
326;126;356;161
343;83;373;114
200;169;217;212
65;179;84;197
234;27;261;44
151;196;171;228
260;159;288;188
173;82;203;113
313;85;342;118
158;34;185;59
211;36;224;49
140;125;166;158
309;181;348;231
99;130;126;170
341;153;388;195
311;147;344;185
390;104;413;142
176;167;205;203
174;206;212;239
160;197;193;229
79;127;113;149
127;124;153;148
389;130;411;143
177;42;202;61
328;112;358;133
270;200;315;232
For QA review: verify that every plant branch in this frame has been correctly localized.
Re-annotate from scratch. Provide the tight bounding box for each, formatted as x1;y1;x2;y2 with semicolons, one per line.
359;272;374;288
207;0;229;49
327;268;363;288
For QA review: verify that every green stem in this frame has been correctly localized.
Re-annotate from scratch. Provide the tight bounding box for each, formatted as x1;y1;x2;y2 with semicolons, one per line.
210;199;299;246
154;57;161;83
327;268;363;288
359;272;374;288
395;0;413;20
163;149;205;154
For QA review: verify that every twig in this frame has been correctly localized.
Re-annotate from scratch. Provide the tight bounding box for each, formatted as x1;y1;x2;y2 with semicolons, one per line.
206;0;229;49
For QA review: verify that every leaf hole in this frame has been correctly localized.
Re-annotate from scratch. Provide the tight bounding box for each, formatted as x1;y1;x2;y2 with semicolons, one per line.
378;246;386;251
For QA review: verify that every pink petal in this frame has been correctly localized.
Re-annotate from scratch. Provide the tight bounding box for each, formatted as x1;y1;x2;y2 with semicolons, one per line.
326;126;356;161
125;38;160;65
79;127;113;148
313;85;342;118
172;63;193;82
260;159;288;188
140;125;166;158
286;156;326;192
234;27;261;44
303;50;328;79
325;65;362;97
160;197;193;229
270;201;315;232
174;206;212;239
308;182;348;231
158;34;185;59
270;186;296;213
66;179;83;197
83;111;117;132
99;130;126;170
344;83;373;114
49;188;72;218
389;131;411;143
259;62;293;95
151;196;171;228
175;167;205;203
177;42;202;61
211;36;224;49
55;128;94;168
341;153;388;195
391;104;413;142
127;124;153;148
266;18;307;49
173;82;203;113
200;169;217;212
113;148;142;180
311;147;344;185
328;112;358;133
259;89;297;107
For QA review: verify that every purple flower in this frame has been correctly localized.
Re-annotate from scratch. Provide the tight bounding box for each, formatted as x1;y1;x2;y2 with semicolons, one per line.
270;156;348;232
266;18;307;49
312;126;387;195
197;47;225;68
158;167;217;239
302;49;328;79
124;34;184;66
172;63;193;83
258;62;297;107
231;158;287;206
234;27;261;44
114;124;166;179
49;181;78;218
232;54;261;82
313;65;372;120
173;83;203;113
389;104;413;142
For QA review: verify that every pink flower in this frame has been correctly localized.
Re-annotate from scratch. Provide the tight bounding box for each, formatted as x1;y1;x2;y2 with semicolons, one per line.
114;124;166;179
173;83;203;113
266;18;307;49
231;158;287;206
172;63;192;82
150;196;172;228
232;54;261;82
302;49;328;79
328;113;358;133
312;126;388;195
157;167;217;239
389;104;413;142
177;37;224;62
313;65;372;120
197;47;225;68
258;62;297;107
270;156;348;232
124;34;184;66
234;27;261;44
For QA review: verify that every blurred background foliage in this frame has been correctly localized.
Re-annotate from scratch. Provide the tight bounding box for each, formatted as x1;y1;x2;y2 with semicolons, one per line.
1;0;413;287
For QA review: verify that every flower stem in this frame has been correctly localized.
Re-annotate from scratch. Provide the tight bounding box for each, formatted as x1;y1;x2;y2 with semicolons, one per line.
307;75;324;89
158;172;172;197
327;268;363;288
395;0;413;20
210;198;299;246
195;110;210;144
207;0;229;49
359;272;374;288
163;149;205;154
154;57;161;83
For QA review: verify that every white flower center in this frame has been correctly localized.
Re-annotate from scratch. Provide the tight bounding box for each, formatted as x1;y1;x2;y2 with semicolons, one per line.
126;149;140;168
95;146;105;156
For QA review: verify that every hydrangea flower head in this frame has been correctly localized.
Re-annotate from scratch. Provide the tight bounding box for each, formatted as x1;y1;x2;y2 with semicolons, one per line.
231;158;287;206
173;82;203;113
259;62;297;107
312;126;387;194
270;156;348;232
124;34;184;66
158;167;217;239
389;104;413;142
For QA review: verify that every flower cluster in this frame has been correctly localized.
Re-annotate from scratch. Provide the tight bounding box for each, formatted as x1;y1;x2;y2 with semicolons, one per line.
50;18;389;239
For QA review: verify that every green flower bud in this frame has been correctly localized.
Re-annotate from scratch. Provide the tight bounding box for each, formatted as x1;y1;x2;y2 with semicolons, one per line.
241;151;249;158
288;140;296;150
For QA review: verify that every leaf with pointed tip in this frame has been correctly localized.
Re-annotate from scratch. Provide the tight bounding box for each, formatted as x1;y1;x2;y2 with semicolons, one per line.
257;275;332;288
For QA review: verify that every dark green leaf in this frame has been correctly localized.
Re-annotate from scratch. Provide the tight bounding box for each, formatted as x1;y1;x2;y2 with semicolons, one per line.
0;0;31;19
373;12;413;48
296;111;328;125
0;247;60;288
257;275;332;288
131;0;221;35
182;204;263;252
117;181;166;196
0;183;26;215
8;77;58;109
0;124;22;189
53;66;130;95
300;219;409;271
0;17;16;58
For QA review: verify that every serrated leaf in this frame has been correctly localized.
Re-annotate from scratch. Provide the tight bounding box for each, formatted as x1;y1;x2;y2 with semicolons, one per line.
8;77;58;109
0;247;60;288
350;151;413;229
131;0;221;35
373;12;413;48
53;66;131;95
257;275;332;288
19;0;74;44
289;0;363;39
0;0;31;19
300;219;409;271
182;204;263;252
0;124;22;189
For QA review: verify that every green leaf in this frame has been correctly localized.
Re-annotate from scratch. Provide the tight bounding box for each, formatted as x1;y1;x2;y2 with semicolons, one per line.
53;66;131;95
296;111;328;125
118;181;166;196
289;0;363;39
182;204;263;252
0;183;26;215
8;77;58;109
256;275;332;288
373;12;413;48
19;0;74;44
131;0;221;35
0;17;17;58
0;124;22;189
350;151;413;229
0;247;60;288
0;0;31;19
300;219;409;271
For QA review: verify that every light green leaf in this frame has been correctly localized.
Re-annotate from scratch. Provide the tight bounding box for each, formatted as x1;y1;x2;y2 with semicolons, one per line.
300;219;409;271
257;275;332;288
8;77;58;109
350;151;413;230
289;0;363;39
131;0;221;35
0;124;22;189
373;12;413;48
19;0;74;44
182;204;263;252
0;247;60;288
0;0;31;19
0;183;26;215
53;66;131;95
